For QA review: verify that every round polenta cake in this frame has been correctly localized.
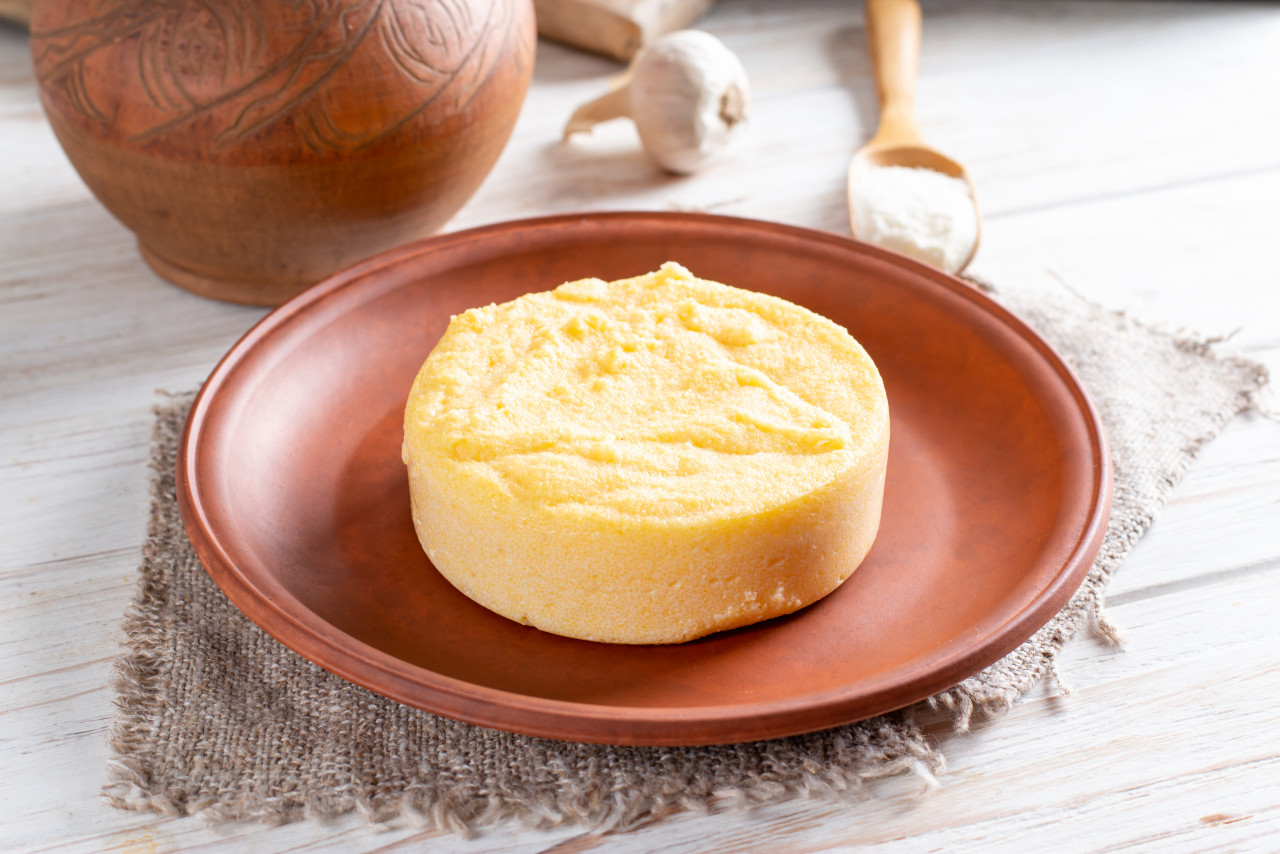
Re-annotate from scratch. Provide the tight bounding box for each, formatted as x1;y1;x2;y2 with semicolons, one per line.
402;262;889;644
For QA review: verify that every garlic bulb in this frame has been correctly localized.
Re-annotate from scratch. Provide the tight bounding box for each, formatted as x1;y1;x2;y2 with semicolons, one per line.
564;30;751;175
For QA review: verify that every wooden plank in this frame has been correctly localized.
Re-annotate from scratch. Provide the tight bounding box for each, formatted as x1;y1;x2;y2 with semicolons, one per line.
969;169;1280;352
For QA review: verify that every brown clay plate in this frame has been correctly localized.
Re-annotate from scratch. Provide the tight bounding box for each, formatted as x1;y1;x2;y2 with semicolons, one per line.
179;212;1111;746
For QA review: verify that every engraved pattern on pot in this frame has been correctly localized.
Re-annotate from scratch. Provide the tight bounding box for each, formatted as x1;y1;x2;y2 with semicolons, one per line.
31;0;525;154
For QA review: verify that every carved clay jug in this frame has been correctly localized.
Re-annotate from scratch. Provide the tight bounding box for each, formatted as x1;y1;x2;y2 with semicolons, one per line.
31;0;535;305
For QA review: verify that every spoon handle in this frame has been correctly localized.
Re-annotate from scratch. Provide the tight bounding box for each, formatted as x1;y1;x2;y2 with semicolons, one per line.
866;0;924;146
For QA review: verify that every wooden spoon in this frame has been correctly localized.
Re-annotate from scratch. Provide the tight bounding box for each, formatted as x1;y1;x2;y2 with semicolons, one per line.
848;0;980;272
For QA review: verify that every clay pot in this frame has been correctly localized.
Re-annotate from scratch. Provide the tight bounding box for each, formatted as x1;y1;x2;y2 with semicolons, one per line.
30;0;536;305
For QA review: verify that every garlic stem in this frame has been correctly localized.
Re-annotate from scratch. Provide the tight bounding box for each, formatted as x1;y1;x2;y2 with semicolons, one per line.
563;74;634;140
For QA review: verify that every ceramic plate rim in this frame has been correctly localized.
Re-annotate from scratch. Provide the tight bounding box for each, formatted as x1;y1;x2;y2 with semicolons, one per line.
178;211;1113;745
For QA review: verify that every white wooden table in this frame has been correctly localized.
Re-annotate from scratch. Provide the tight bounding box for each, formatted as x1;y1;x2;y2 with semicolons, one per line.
4;1;1280;850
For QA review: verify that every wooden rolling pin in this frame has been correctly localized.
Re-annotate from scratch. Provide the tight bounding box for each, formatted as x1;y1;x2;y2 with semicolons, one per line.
0;0;31;25
535;0;713;60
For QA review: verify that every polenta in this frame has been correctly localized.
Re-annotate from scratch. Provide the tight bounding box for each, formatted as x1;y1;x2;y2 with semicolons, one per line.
402;263;889;644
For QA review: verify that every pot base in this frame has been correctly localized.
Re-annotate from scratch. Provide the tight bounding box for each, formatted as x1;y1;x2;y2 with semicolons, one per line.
139;242;310;307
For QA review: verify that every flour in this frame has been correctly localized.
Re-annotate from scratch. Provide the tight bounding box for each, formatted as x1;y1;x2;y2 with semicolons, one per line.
851;165;978;273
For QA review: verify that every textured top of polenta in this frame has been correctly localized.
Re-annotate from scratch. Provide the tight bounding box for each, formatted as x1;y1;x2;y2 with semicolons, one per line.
403;263;887;524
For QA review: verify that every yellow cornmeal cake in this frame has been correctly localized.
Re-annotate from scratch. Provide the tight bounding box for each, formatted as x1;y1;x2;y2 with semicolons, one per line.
402;263;889;644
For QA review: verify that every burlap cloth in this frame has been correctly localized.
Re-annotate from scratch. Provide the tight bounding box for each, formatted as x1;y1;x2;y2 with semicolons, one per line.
105;282;1268;834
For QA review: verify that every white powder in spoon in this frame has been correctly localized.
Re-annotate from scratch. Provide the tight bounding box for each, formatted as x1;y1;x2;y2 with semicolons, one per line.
851;165;978;274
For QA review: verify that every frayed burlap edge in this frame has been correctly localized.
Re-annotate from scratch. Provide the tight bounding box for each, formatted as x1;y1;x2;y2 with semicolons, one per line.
930;279;1270;730
107;392;194;822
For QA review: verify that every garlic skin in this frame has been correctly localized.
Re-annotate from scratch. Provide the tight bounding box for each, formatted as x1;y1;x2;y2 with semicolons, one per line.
630;31;750;174
564;30;751;175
